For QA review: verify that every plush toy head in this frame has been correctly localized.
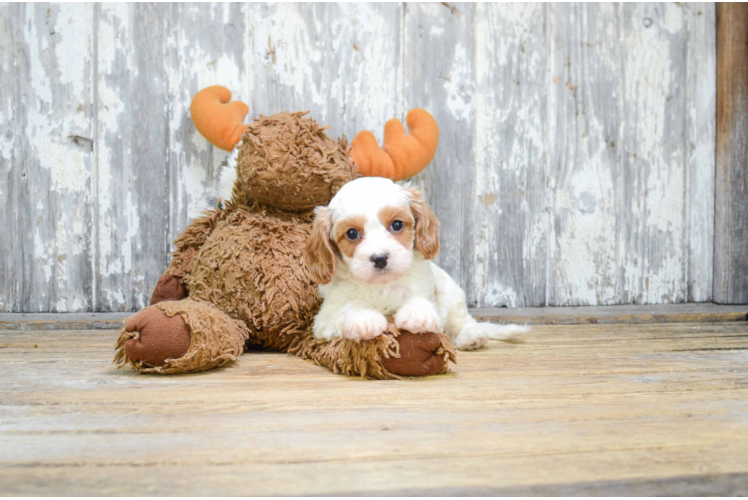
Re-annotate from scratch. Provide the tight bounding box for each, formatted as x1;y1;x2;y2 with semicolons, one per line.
190;86;440;209
233;112;355;211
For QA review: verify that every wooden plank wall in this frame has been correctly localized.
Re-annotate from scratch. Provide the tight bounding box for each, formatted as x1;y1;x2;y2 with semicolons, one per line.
715;3;748;305
0;3;718;312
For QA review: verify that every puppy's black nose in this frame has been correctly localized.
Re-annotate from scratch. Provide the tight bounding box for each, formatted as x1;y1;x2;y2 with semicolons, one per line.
370;253;389;269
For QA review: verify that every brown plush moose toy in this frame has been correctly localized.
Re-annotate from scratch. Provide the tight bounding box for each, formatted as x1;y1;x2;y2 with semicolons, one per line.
114;86;455;378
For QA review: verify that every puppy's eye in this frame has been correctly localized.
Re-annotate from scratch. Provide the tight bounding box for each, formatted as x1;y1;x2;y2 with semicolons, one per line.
390;220;404;232
346;228;359;241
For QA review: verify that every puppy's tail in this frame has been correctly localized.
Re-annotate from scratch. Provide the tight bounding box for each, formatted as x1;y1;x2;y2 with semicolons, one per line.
475;321;530;341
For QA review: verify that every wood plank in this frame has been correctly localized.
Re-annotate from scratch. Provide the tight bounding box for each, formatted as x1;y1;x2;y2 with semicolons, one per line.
1;2;723;313
167;3;247;241
1;303;746;330
247;3;401;141
619;4;690;304
0;3;95;313
714;3;748;304
0;312;130;331
686;3;716;302
472;302;748;325
401;2;475;291
0;2;21;313
474;310;748;326
464;3;548;307
1;321;747;495
94;4;173;312
547;3;623;306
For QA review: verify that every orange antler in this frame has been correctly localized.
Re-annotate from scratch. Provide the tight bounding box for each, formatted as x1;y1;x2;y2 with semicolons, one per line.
190;86;249;151
349;109;439;181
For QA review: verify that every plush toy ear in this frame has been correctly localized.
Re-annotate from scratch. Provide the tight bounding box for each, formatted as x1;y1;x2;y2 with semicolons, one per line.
404;187;440;260
303;207;337;285
190;86;249;151
350;109;439;181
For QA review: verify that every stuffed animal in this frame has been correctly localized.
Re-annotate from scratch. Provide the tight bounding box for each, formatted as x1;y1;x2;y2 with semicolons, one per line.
114;86;455;378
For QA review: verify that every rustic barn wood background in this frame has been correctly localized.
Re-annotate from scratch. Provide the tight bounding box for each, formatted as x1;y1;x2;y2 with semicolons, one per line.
0;3;727;312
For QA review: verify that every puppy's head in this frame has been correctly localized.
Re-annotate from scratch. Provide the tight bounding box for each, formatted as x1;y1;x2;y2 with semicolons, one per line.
303;177;440;285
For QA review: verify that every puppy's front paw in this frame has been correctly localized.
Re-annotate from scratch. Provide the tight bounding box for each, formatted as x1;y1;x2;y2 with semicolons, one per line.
395;304;442;334
453;323;488;351
343;310;388;341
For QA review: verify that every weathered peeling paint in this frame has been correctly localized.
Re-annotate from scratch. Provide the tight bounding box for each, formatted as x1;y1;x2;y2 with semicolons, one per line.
547;3;622;306
1;3;95;312
685;3;716;303
0;2;717;312
467;3;548;308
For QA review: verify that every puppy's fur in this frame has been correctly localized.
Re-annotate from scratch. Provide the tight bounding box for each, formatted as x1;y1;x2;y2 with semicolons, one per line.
303;177;529;350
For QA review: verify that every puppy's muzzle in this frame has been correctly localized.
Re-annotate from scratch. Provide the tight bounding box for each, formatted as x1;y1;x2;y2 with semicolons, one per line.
370;253;389;270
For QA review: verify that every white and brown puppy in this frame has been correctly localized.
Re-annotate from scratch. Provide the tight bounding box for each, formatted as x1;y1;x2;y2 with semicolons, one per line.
303;177;528;350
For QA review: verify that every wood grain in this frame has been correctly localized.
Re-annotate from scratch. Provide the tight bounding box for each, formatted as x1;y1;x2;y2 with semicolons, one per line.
471;302;748;325
686;3;716;303
547;3;622;306
1;303;746;330
0;4;95;313
1;320;747;495
0;3;723;311
168;3;248;241
94;3;172;312
715;3;748;304
247;3;402;141
620;4;689;304
403;2;475;288
465;3;548;308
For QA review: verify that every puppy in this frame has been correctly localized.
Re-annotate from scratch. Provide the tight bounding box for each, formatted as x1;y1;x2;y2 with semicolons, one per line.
303;177;529;350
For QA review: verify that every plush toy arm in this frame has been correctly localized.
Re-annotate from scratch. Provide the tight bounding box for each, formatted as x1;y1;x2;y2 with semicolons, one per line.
165;208;224;280
115;298;250;374
148;209;224;306
349;109;439;181
289;322;456;379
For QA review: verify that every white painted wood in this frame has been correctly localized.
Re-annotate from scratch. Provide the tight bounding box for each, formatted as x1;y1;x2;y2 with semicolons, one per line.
0;3;719;311
547;3;622;307
465;3;548;308
167;3;247;238
247;3;402;144
685;3;715;303
94;4;172;312
403;2;476;290
0;3;94;313
618;3;692;305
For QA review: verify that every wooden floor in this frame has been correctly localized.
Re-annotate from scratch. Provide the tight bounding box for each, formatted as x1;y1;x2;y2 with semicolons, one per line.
2;310;748;495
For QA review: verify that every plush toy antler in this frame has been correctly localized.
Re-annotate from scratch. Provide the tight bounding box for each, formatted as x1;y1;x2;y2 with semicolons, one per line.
349;109;439;181
190;86;249;151
190;85;439;180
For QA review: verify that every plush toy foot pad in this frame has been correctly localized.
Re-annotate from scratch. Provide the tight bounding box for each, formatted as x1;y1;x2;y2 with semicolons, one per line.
150;273;187;305
124;307;191;365
382;331;452;377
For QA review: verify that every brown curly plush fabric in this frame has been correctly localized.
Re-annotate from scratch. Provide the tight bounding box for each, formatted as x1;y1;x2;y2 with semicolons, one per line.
290;324;456;379
114;111;455;379
186;206;318;347
235;112;357;212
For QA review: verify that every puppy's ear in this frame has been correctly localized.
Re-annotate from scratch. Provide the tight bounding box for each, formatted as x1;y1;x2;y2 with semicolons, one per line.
404;187;440;260
304;207;337;284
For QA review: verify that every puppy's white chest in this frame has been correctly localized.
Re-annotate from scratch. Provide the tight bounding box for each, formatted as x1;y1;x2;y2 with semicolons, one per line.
370;284;413;313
